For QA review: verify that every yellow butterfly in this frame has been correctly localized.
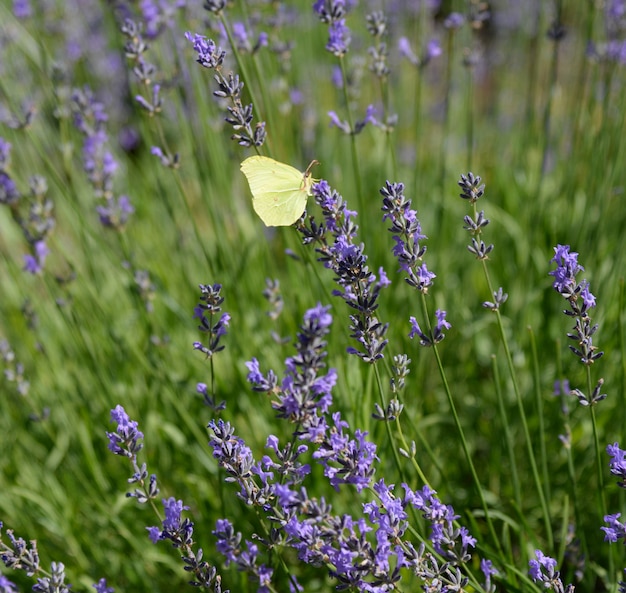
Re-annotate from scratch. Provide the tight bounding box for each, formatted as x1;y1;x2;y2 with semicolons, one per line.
240;156;318;227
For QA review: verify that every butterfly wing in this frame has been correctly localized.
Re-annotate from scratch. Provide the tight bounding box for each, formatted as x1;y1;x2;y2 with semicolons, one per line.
241;156;309;227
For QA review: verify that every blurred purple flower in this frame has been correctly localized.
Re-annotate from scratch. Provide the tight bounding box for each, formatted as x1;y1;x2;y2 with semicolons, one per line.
0;574;18;592
529;550;557;583
93;578;114;593
193;283;230;359
23;240;49;275
0;138;11;168
607;442;626;487
327;19;351;55
444;12;465;29
96;195;134;229
230;21;267;55
398;37;442;68
0;172;19;205
12;0;31;18
553;379;570;396
185;32;226;69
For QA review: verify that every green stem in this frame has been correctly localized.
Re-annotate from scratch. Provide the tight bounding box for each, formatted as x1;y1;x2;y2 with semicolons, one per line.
491;354;521;513
489;285;553;550
529;327;550;505
218;14;275;156
437;29;455;229
465;62;474;171
469;194;553;548
373;364;412;484
338;56;364;224
420;293;503;554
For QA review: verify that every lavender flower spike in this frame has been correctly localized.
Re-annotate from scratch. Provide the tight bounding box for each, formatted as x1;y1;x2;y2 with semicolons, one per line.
602;513;626;543
147;497;193;546
93;578;114;593
185;32;226;69
380;181;434;292
528;550;574;592
409;310;451;346
193;283;231;359
549;244;604;370
106;405;144;457
549;244;584;296
607;442;626;488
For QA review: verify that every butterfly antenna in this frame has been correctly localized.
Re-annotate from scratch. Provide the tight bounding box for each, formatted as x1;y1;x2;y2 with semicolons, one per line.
304;159;320;178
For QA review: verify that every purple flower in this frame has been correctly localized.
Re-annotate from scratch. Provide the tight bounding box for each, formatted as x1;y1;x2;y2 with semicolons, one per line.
328;110;351;133
602;513;626;543
528;550;572;591
398;37;441;68
415;262;436;290
213;518;241;565
553;379;570;396
232;21;250;51
135;84;162;116
435;309;451;334
147;526;161;543
398;37;419;65
163;497;189;532
0;137;11;168
245;358;278;392
151;146;179;168
607;442;626;487
96;195;134;229
426;38;442;60
300;181;389;362
0;172;19;204
606;0;626;19
230;21;267;55
480;558;498;591
314;1;352;56
0;574;18;592
185;32;226;69
147;497;194;548
258;303;337;421
409;317;425;341
331;66;343;87
313;0;349;21
208;419;256;492
381;181;432;291
140;0;184;38
93;578;114;593
549;244;603;369
444;12;465;29
23;240;49;275
579;280;596;308
326;19;351;55
312;412;377;492
405;484;475;563
193;283;230;358
106;405;144;457
12;0;31;18
409;310;450;346
549;244;584;294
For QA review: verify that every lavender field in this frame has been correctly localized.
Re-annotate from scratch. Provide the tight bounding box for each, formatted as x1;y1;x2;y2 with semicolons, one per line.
1;1;626;592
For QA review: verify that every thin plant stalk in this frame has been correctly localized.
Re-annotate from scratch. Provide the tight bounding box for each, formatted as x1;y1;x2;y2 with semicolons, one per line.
420;292;503;555
490;354;521;517
338;56;364;222
528;327;550;505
